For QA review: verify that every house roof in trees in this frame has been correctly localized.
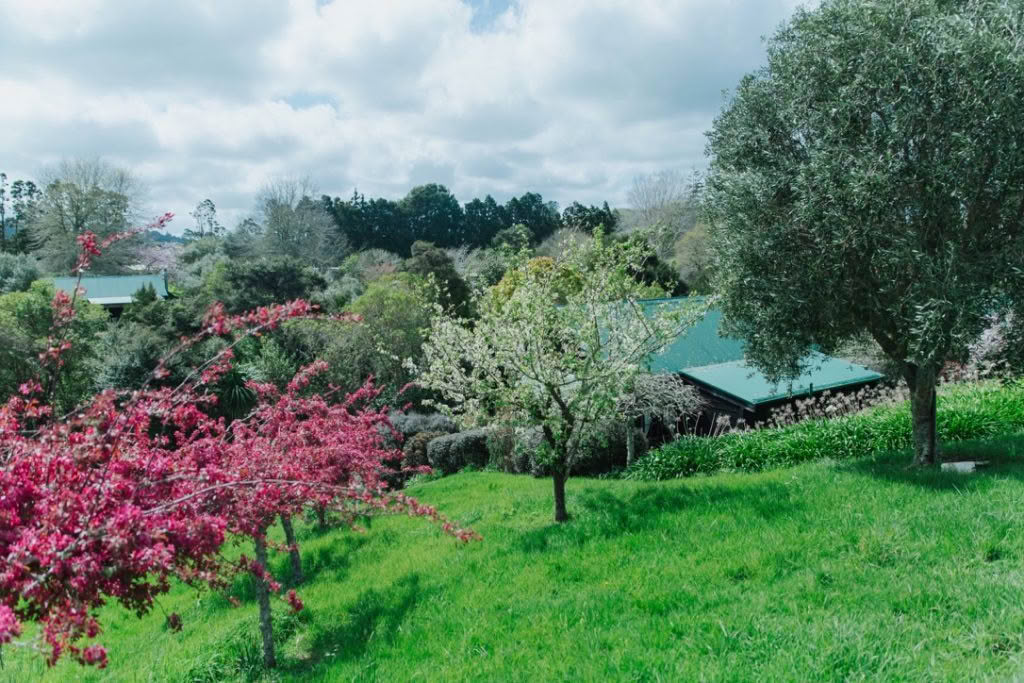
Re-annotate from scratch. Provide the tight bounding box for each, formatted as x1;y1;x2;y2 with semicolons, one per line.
639;297;747;371
638;297;884;412
679;351;884;407
52;274;168;307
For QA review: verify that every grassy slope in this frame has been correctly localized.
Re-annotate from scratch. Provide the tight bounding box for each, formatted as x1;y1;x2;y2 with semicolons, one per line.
9;435;1024;682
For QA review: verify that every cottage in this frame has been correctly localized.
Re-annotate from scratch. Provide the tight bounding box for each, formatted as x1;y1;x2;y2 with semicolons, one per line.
641;297;884;427
52;274;169;316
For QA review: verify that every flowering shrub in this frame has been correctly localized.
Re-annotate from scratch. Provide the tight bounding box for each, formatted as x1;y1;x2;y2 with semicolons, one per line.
413;231;705;521
0;226;477;669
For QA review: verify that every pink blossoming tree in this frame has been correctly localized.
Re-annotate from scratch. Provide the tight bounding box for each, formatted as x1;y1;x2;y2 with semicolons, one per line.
0;221;476;670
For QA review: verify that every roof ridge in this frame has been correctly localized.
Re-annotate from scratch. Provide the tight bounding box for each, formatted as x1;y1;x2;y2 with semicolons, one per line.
635;295;709;304
53;274;164;279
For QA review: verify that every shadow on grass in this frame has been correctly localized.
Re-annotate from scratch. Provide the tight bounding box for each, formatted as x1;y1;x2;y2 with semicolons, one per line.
217;533;371;605
284;573;429;675
517;480;800;553
290;534;371;586
838;433;1024;491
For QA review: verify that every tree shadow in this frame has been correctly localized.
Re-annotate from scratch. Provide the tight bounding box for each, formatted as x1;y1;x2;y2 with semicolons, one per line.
517;480;800;553
284;573;429;675
837;434;1024;491
298;513;377;541
287;534;370;586
215;534;371;605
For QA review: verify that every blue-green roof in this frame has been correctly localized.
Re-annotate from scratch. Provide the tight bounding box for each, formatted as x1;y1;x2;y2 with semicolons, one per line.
639;297;884;404
680;351;884;406
52;274;168;306
640;297;746;371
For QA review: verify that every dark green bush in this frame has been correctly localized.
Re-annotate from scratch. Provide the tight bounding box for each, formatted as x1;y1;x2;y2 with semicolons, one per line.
390;411;457;437
488;422;646;477
427;428;491;474
402;430;448;469
626;380;1024;481
485;427;526;473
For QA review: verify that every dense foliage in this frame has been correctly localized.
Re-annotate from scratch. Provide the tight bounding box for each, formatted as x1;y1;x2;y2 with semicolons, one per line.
704;0;1024;466
0;233;476;669
323;187;601;254
414;233;703;521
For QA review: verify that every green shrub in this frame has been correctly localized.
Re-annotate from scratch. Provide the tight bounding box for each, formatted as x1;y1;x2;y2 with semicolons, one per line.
626;380;1024;481
0;253;39;294
487;422;646;477
402;430;448;469
390;411;457;437
427;428;491;474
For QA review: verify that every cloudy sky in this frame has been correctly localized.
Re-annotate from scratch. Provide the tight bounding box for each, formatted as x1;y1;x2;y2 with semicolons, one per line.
0;0;802;234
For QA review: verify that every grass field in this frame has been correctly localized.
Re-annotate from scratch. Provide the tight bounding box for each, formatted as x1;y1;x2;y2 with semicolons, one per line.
7;434;1024;681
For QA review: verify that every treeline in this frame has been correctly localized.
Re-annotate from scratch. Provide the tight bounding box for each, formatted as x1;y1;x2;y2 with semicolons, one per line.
323;184;617;255
0;167;619;263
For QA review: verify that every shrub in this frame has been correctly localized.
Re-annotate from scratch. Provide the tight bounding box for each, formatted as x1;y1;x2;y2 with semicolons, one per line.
202;257;327;315
0;252;39;294
339;249;403;285
626;380;1024;481
311;274;364;312
402;430;448;469
389;411;457;437
428;428;491;474
88;322;166;391
574;420;636;476
491;423;639;477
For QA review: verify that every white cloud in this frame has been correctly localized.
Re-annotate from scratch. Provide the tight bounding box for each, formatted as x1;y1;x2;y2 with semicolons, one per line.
0;0;800;234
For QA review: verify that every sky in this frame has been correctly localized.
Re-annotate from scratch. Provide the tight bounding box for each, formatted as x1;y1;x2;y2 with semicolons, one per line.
0;0;803;234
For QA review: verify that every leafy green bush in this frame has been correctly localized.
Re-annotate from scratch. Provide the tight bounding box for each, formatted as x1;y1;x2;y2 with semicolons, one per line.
201;256;326;315
88;321;165;391
0;253;39;294
402;430;448;469
427;428;491;474
389;411;457;437
0;280;108;411
626;380;1024;481
282;273;435;409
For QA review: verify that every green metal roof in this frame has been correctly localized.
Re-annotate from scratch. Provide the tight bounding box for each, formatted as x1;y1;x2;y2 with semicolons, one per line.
639;297;746;372
680;351;884;406
638;297;884;404
52;274;168;306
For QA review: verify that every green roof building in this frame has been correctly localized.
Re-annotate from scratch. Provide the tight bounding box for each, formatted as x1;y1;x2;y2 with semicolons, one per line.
52;274;169;310
641;297;884;423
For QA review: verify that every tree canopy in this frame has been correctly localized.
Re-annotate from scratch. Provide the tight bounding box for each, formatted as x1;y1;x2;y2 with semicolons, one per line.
28;160;144;274
415;234;702;521
704;0;1024;464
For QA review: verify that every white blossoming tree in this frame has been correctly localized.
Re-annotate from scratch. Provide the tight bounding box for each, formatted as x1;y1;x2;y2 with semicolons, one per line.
413;233;703;522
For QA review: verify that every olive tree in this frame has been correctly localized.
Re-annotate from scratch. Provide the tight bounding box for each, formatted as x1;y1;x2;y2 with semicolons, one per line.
704;0;1024;465
414;235;702;521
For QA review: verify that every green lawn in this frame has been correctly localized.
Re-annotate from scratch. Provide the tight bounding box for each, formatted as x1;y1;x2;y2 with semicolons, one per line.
8;435;1024;681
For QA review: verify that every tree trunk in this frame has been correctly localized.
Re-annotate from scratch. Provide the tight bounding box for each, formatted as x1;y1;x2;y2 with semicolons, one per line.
552;469;569;523
906;364;940;465
625;421;636;467
280;514;304;585
316;504;327;529
253;534;276;669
